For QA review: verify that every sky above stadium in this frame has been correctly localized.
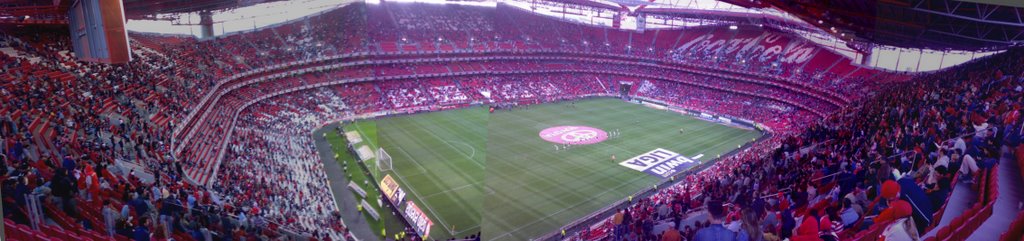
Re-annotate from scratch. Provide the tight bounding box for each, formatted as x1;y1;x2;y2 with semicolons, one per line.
126;0;353;37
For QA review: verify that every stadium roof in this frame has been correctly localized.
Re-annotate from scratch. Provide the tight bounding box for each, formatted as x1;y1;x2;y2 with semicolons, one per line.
0;0;286;24
4;0;1023;50
0;0;70;24
748;0;1024;51
548;0;1024;51
121;0;290;19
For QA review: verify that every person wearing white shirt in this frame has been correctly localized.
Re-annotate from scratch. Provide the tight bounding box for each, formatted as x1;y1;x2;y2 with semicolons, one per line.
934;149;950;169
959;153;979;183
953;137;967;154
974;122;990;138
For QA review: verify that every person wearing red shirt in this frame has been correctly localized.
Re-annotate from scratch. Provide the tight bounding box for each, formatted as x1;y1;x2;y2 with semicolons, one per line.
873;180;912;224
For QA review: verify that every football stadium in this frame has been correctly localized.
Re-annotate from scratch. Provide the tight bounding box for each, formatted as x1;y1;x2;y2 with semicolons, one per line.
2;0;1024;241
327;99;762;240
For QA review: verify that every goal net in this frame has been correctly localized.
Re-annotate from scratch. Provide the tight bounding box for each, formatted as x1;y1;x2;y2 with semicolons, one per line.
377;148;393;173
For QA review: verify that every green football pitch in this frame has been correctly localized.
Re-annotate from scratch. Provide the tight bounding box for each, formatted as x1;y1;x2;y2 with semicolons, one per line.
333;98;762;240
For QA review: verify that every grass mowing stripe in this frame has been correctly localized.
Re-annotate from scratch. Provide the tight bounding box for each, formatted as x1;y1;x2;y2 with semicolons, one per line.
349;114;481;239
388;126;483;202
406;116;486;170
481;99;761;240
483;131;644;197
326;98;762;240
389;130;480;189
379;111;485;237
488;173;648;237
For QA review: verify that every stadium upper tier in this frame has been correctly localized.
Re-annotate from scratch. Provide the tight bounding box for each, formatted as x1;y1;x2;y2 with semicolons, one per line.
1;2;1021;241
126;2;902;129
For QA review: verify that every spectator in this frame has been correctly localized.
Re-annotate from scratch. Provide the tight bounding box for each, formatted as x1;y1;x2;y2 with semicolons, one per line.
661;224;683;241
872;180;912;224
613;208;625;239
838;199;859;228
958;152;979;183
134;218;152;241
934;148;950;169
789;217;821;241
103;200;121;236
740;200;766;241
694;200;743;241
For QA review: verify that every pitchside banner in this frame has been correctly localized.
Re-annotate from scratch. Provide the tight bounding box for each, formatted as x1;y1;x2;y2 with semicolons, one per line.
405;201;434;239
380;175;407;204
619;148;698;178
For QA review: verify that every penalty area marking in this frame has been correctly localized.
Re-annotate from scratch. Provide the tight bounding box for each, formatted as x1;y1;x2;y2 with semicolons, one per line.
421;182;484;199
411;122;485;170
444;140;477;160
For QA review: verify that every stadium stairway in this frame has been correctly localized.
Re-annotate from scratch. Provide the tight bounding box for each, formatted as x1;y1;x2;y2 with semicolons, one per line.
920;175;979;238
970;148;1024;240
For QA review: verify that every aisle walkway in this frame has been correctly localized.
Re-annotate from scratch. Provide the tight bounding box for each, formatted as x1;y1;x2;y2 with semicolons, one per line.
966;151;1023;240
921;179;978;239
315;123;384;241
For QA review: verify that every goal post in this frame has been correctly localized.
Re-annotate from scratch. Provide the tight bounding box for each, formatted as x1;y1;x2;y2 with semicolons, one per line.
377;147;393;173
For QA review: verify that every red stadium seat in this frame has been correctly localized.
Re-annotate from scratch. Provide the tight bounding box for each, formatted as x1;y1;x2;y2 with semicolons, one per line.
7;225;26;240
937;227;951;241
955;225;972;241
66;231;83;241
952;216;965;229
82;230;106;241
34;234;52;241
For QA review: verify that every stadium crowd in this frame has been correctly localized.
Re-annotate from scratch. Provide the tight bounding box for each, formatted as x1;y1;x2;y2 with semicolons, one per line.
3;2;1019;241
221;87;356;237
0;23;883;241
564;49;1024;241
0;28;352;240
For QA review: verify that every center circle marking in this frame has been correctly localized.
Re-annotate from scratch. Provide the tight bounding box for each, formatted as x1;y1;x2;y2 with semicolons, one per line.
539;126;608;145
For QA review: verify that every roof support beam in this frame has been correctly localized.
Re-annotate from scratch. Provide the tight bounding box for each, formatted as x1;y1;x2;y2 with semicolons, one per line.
910;0;1024;27
1016;7;1022;23
927;29;1010;44
1011;30;1024;42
